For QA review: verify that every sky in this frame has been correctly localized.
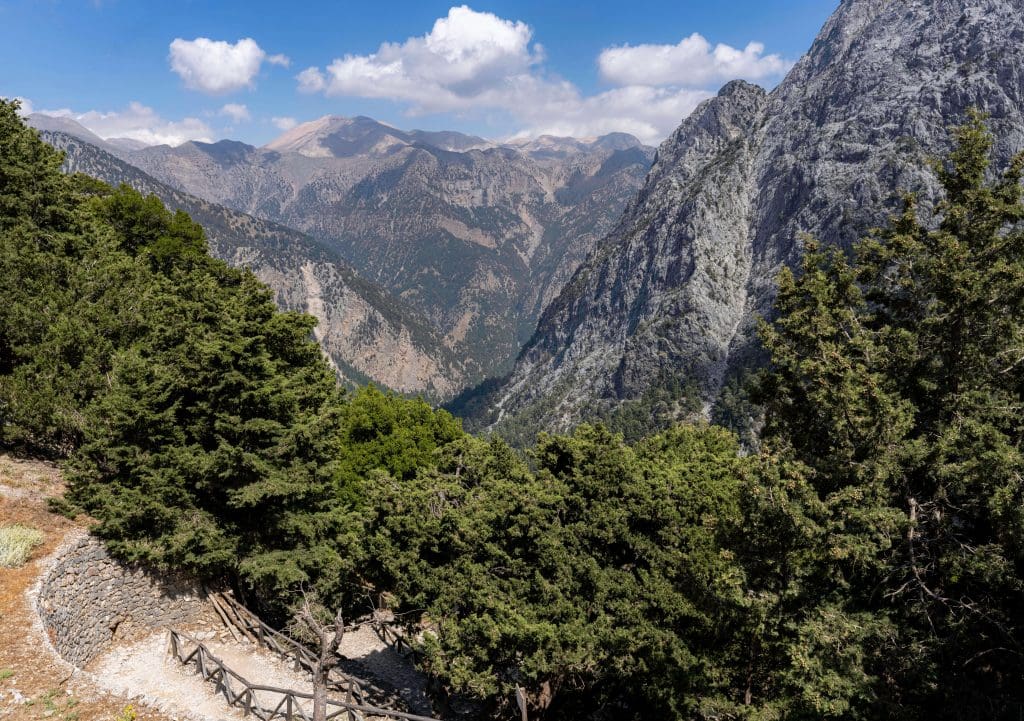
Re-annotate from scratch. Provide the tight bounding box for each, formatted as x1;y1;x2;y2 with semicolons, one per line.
0;0;838;147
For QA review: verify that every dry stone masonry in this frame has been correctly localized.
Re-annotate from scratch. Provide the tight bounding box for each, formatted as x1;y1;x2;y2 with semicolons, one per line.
36;536;205;667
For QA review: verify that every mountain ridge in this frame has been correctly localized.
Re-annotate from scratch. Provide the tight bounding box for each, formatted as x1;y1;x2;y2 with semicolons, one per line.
465;0;1024;440
40;129;469;399
105;114;655;384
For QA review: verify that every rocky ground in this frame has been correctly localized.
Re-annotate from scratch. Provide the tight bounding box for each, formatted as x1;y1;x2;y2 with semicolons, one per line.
0;455;174;721
0;454;431;721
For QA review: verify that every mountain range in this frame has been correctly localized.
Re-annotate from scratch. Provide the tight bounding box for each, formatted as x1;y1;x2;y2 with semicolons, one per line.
459;0;1024;440
30;0;1024;441
31;113;653;398
40;129;468;398
101;115;653;385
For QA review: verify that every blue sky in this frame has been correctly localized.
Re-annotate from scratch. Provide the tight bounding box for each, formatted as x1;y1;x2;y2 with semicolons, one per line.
0;0;837;146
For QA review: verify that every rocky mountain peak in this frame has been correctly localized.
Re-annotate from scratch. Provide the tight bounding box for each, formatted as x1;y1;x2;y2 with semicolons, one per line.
468;0;1024;441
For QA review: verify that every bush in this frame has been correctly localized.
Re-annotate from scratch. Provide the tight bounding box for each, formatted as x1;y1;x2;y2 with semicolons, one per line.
0;524;45;567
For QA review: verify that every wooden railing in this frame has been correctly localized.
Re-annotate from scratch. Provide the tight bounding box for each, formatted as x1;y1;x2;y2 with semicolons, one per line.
167;629;440;721
371;620;418;661
210;591;366;703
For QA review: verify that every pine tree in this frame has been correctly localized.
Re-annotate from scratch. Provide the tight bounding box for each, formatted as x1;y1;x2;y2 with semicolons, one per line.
760;112;1024;719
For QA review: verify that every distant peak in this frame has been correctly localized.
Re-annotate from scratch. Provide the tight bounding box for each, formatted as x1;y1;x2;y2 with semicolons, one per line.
718;79;767;99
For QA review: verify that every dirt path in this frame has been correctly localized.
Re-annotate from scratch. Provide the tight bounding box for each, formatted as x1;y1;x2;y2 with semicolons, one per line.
337;625;432;715
90;623;434;720
0;455;176;721
1;454;434;721
91;631;325;721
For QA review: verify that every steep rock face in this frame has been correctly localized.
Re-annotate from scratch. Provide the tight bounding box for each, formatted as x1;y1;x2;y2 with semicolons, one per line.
479;0;1024;435
44;131;466;398
120;119;653;382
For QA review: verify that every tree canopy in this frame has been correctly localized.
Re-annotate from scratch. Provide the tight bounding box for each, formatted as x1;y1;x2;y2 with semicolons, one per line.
4;99;1024;720
758;111;1024;719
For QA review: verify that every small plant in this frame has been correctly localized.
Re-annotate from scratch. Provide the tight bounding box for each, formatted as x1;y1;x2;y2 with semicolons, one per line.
0;668;13;680
115;704;138;721
38;688;80;721
0;524;45;567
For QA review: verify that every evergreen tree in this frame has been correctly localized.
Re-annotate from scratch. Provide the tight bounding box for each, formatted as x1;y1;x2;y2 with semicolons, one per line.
760;112;1024;719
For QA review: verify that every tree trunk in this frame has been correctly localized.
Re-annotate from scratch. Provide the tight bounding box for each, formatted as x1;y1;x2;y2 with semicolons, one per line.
312;665;329;721
294;596;344;721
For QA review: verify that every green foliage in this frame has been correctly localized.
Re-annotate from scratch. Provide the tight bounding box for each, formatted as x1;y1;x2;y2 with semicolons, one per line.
758;111;1024;719
7;97;1024;721
0;100;468;606
359;423;771;719
710;368;762;449
599;370;702;442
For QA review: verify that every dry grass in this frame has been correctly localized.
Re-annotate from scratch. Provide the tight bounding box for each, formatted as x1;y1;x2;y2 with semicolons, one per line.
0;453;175;721
0;524;45;567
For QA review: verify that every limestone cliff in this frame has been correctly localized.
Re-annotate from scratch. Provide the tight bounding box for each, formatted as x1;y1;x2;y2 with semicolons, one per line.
475;0;1024;436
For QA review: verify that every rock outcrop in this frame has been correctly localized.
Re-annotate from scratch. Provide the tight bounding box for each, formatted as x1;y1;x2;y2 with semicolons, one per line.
475;0;1024;436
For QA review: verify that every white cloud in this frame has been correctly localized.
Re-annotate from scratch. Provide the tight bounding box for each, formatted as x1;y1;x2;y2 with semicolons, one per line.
272;116;298;130
297;67;327;93
219;103;251;123
6;96;34;116
169;37;287;94
299;5;542;112
598;34;792;87
38;101;213;146
298;6;792;144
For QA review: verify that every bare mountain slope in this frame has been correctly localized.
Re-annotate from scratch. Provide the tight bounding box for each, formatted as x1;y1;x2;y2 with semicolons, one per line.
470;0;1024;438
118;117;654;382
42;130;467;398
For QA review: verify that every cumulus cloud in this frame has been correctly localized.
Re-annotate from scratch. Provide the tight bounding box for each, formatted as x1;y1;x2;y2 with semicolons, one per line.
298;5;792;144
169;37;289;94
7;96;34;115
219;103;251;123
598;34;792;87
299;5;542;112
272;116;298;130
297;67;327;93
37;101;213;146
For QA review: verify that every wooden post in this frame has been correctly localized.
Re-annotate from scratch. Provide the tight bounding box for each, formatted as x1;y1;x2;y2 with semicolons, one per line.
211;593;243;643
515;686;529;721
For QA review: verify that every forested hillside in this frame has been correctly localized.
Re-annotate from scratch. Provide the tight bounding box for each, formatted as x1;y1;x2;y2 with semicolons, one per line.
39;130;468;398
4;98;1024;721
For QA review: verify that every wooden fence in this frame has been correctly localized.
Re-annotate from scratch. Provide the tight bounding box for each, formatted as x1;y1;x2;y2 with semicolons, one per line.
168;629;441;721
370;619;418;662
210;591;367;703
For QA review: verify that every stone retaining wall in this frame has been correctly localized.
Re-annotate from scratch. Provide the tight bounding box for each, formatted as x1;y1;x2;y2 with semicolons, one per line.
36;536;206;667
